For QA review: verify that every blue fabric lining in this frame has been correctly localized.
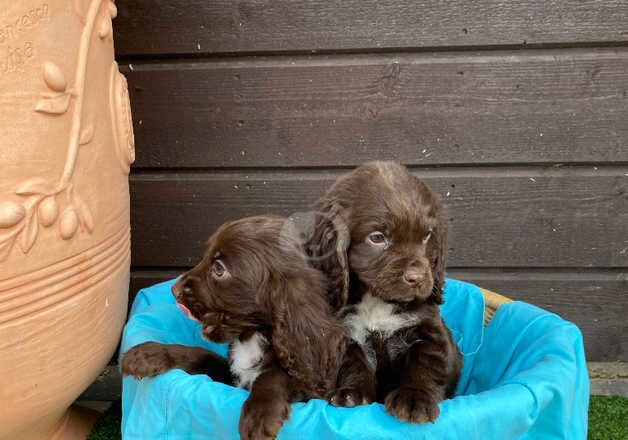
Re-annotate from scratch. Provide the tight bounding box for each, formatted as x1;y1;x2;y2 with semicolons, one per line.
121;278;588;439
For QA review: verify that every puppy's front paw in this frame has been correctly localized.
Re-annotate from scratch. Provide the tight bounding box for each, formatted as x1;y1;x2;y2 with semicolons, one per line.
120;342;174;379
329;386;373;407
239;397;290;440
385;387;440;423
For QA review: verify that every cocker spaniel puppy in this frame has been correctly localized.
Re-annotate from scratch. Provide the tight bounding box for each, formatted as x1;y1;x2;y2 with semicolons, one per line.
121;215;346;440
309;161;462;423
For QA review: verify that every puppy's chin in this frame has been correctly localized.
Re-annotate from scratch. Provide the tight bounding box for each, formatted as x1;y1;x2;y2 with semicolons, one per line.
370;280;434;303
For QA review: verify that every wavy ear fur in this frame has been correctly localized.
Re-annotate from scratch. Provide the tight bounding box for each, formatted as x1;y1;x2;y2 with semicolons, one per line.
269;269;347;397
428;211;448;305
307;201;350;311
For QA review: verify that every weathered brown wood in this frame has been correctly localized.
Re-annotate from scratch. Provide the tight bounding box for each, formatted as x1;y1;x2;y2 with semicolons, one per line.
128;269;628;362
588;361;628;380
589;379;628;396
114;1;628;56
456;270;628;362
589;361;628;395
124;49;628;168
131;270;181;295
129;169;628;268
79;365;121;401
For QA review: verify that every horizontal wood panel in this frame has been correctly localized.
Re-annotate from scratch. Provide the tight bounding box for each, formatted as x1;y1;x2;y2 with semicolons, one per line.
114;1;628;56
589;379;628;396
129;269;628;361
124;50;628;168
129;170;628;268
457;270;628;362
80;365;121;401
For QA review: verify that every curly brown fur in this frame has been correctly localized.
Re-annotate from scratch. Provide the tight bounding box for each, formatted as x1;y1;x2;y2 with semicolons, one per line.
121;215;346;440
311;161;462;423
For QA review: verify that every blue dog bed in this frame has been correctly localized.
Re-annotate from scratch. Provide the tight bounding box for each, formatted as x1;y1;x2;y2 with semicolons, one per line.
120;278;589;439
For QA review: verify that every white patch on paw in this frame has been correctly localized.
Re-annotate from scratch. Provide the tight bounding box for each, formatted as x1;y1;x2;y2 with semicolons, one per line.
230;332;268;390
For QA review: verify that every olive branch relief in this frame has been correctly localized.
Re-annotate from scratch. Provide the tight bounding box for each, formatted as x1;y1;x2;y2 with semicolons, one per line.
0;0;117;261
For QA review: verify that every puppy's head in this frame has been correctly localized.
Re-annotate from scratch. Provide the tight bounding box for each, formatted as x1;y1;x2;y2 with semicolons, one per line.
315;161;447;305
172;215;345;395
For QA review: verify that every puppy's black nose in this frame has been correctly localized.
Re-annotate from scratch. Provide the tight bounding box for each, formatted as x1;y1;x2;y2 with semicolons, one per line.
403;268;423;286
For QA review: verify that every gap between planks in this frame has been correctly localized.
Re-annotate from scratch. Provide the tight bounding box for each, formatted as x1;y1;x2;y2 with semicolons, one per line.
129;164;628;181
116;45;628;67
130;267;628;280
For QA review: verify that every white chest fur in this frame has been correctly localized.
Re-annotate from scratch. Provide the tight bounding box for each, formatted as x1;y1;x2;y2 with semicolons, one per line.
229;332;268;390
344;293;419;344
343;294;420;369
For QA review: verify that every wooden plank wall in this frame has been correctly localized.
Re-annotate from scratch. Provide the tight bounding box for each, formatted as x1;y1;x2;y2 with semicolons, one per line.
113;1;628;362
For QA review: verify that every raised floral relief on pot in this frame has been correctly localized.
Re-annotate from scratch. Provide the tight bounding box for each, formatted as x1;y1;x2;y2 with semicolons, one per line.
0;0;122;261
110;62;135;173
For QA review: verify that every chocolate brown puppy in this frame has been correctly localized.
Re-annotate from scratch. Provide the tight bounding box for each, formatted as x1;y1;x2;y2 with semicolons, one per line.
309;161;462;423
121;215;346;440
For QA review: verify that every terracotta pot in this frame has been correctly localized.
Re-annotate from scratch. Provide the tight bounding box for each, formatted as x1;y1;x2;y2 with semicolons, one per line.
0;1;133;439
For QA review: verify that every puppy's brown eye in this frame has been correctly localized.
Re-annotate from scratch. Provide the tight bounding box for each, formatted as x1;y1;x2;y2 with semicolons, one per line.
367;231;388;246
211;260;228;279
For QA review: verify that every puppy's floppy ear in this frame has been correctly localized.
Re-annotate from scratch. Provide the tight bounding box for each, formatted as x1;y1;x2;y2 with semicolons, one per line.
307;200;350;311
268;270;346;397
428;212;448;305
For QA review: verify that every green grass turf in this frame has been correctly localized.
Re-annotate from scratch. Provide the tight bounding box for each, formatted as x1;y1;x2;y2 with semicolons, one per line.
588;395;628;440
87;401;121;440
88;395;628;439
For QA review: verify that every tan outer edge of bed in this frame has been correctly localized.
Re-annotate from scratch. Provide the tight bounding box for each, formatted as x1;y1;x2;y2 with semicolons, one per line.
479;288;513;327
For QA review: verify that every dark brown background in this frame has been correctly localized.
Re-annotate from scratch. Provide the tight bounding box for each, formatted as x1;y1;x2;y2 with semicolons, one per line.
113;1;628;362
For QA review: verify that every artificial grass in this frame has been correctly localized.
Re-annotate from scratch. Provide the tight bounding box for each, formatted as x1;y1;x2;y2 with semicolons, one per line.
87;401;121;440
89;395;628;439
588;395;628;440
